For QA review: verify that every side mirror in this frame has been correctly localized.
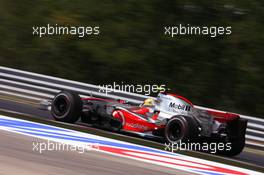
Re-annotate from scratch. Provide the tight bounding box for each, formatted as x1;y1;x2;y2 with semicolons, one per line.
154;110;160;114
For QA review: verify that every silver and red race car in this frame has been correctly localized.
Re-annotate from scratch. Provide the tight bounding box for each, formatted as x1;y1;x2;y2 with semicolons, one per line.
50;90;247;156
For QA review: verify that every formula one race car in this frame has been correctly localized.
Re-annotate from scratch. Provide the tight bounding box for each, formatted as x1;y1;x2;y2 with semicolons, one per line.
50;90;247;156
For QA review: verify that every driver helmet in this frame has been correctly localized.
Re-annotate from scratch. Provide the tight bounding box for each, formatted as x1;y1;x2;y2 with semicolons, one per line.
142;98;155;107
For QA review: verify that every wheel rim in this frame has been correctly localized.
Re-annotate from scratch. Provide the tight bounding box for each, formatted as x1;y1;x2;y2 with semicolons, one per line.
53;95;70;117
167;121;184;142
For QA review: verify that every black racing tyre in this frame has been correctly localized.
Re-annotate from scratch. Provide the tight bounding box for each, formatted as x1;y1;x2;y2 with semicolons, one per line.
227;136;245;156
51;91;82;123
164;115;199;144
219;118;247;156
217;135;245;156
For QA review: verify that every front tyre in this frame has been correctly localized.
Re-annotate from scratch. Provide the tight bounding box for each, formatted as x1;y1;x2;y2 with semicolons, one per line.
51;91;82;123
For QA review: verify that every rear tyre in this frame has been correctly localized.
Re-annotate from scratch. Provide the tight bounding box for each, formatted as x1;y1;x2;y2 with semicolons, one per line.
164;115;199;144
51;91;82;123
226;136;245;156
219;118;247;156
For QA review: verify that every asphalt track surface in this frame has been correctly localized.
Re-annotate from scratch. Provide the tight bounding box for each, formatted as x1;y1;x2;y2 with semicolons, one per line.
0;98;263;174
0;130;190;175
